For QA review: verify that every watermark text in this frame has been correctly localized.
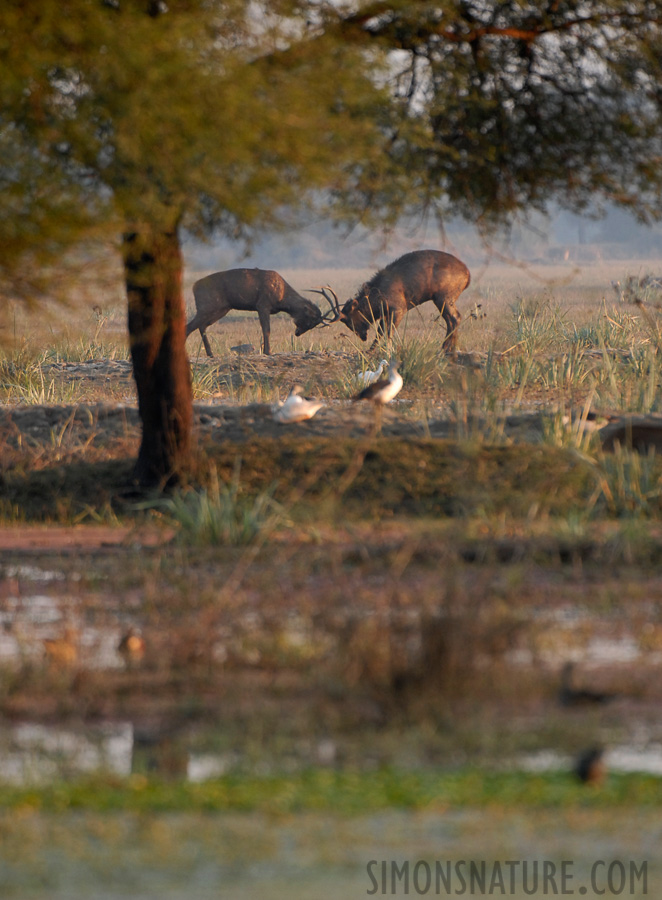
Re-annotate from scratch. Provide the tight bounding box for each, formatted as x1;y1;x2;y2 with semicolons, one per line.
366;859;648;895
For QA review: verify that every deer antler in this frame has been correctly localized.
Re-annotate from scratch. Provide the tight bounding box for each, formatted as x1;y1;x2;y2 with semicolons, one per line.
307;286;341;325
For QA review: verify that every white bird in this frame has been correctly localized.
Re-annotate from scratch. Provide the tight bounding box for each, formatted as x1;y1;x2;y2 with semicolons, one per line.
273;385;325;423
352;358;403;406
273;384;305;413
356;359;389;387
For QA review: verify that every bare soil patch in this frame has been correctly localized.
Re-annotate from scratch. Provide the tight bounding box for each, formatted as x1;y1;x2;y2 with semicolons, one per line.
0;525;172;551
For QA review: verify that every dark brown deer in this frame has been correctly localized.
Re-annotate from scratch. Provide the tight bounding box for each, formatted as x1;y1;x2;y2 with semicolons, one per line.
185;268;338;356
335;250;471;352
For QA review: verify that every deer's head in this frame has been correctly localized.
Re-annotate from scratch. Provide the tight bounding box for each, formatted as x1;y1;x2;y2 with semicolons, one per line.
339;292;371;341
293;301;324;336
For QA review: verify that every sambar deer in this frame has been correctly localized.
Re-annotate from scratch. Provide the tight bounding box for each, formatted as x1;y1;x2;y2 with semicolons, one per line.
185;268;338;356
328;250;471;352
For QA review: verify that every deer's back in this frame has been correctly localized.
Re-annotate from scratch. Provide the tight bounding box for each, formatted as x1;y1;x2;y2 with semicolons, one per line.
372;250;470;303
193;268;286;313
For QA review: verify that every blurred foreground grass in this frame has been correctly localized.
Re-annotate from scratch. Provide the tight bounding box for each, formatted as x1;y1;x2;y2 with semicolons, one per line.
2;768;661;814
0;803;657;900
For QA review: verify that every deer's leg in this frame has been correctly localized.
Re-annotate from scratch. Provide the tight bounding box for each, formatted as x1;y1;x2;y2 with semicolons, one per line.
434;295;461;353
257;306;271;355
200;328;214;358
186;310;206;339
187;307;230;358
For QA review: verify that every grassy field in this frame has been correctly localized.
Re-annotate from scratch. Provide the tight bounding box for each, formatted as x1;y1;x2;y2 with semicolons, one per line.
1;257;662;897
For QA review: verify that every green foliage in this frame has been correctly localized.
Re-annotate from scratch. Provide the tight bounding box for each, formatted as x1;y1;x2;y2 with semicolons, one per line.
355;3;662;226
0;0;386;290
589;447;662;519
370;328;450;389
154;465;285;545
0;768;659;813
3;1;662;289
509;297;567;356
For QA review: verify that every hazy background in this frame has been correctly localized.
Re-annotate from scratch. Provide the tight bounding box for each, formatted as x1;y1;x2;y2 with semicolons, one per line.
183;206;662;273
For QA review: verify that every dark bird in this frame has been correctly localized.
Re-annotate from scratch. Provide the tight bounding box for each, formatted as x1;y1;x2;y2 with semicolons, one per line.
118;627;146;668
353;358;403;406
574;746;607;785
559;662;615;706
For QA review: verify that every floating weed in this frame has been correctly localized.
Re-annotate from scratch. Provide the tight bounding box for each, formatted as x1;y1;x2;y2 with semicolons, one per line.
0;769;659;813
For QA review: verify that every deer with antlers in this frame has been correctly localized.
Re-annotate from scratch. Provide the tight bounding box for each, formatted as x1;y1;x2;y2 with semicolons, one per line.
186;268;340;356
325;250;471;352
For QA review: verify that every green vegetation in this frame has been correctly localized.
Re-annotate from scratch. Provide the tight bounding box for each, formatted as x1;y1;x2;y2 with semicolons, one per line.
4;276;662;531
4;3;662;486
152;465;286;546
1;769;660;814
2;265;662;815
0;437;608;524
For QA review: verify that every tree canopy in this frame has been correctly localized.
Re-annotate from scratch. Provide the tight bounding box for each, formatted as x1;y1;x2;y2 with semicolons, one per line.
2;1;662;485
329;1;662;230
0;1;384;290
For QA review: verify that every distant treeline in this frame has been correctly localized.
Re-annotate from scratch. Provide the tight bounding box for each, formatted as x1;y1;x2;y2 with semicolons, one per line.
184;208;662;272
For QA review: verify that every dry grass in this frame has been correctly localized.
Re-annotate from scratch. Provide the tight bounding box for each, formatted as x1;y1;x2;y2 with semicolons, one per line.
2;256;662;769
5;258;659;359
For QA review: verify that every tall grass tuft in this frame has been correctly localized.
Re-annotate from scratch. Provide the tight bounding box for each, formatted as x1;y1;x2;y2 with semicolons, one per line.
370;328;449;389
509;295;567;356
155;464;286;545
191;365;221;400
588;446;662;519
0;356;84;404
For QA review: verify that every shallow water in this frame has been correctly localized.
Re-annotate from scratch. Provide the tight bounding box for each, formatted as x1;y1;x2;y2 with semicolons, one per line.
0;563;659;899
0;808;656;899
2;718;662;786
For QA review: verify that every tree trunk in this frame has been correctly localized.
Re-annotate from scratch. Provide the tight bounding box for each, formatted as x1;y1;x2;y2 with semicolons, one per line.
122;223;193;489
